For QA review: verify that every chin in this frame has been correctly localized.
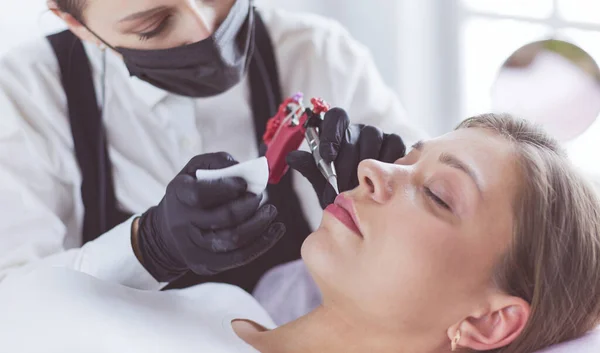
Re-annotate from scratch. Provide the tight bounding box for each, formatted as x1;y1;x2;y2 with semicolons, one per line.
301;226;338;283
302;232;362;310
301;227;329;264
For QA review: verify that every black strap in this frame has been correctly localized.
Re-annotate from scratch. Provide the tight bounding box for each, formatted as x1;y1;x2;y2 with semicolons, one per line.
47;11;311;293
47;31;131;243
167;12;312;292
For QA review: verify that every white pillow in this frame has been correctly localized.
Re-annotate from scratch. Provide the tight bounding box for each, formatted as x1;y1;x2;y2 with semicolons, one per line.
536;327;600;352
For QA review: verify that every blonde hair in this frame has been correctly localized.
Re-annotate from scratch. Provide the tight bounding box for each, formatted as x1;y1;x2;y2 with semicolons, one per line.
457;114;600;352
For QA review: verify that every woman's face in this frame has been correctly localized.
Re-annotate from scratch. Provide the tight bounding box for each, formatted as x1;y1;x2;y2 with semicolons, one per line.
303;127;520;334
72;0;236;49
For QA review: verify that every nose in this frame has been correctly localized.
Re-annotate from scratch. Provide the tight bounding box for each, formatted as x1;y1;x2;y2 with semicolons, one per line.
183;0;238;43
357;159;396;204
185;6;212;42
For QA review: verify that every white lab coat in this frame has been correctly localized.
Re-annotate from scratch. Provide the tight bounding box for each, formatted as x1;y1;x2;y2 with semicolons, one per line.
0;8;425;290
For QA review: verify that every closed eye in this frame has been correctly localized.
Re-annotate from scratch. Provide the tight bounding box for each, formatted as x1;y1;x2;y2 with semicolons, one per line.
424;186;451;210
138;14;172;41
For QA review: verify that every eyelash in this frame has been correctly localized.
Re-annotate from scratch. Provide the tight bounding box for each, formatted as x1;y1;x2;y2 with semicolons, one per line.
138;15;172;41
424;186;451;210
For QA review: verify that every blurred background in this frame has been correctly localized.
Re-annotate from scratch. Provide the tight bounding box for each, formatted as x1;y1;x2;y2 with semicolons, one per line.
1;0;600;181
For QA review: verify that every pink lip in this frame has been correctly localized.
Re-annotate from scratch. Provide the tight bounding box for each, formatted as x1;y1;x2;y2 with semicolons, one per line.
324;194;363;237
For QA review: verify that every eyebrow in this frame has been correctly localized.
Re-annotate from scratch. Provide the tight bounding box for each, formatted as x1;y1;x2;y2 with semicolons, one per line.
412;140;483;196
119;6;169;23
439;153;482;195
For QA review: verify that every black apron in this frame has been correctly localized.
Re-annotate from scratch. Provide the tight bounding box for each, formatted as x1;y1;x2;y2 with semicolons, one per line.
47;12;311;293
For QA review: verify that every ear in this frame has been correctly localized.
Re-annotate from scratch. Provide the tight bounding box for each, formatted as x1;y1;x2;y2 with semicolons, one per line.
448;296;530;351
47;0;104;47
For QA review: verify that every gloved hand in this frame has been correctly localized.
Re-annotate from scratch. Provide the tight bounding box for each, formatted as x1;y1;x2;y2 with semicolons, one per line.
135;152;286;282
286;108;406;209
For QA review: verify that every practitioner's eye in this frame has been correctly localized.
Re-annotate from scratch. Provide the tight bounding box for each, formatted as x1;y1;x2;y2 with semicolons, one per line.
137;14;173;41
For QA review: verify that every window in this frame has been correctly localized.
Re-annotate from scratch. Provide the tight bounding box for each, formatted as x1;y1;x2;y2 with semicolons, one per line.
457;1;600;179
462;0;553;19
558;0;600;25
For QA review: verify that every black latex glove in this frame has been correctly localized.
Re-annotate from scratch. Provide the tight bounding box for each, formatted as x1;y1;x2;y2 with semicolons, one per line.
136;152;286;282
287;108;406;209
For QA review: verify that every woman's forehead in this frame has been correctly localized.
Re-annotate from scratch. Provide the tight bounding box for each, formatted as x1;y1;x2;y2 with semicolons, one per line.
428;128;510;157
427;128;518;187
438;127;498;143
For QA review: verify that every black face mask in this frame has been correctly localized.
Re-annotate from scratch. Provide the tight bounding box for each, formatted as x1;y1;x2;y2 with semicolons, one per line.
91;0;255;98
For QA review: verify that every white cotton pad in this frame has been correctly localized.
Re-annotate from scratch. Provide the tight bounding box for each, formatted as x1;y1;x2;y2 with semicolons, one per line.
195;156;269;195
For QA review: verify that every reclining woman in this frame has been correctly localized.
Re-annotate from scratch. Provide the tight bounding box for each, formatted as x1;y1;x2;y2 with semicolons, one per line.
2;113;600;353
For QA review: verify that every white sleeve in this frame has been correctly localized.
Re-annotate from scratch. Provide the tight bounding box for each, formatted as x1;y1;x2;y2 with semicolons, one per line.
328;35;428;145
272;11;429;145
0;48;161;291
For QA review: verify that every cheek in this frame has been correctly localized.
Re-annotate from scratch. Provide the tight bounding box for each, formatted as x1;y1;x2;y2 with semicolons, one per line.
367;222;498;315
353;210;470;322
368;221;457;292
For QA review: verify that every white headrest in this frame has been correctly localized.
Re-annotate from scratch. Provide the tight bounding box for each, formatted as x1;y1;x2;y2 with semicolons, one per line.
535;327;600;352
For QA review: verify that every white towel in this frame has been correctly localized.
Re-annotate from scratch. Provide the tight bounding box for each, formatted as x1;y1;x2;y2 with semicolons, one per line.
195;156;269;195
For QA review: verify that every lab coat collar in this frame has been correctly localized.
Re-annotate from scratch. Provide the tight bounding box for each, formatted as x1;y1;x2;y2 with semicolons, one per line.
127;75;170;108
83;42;169;108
